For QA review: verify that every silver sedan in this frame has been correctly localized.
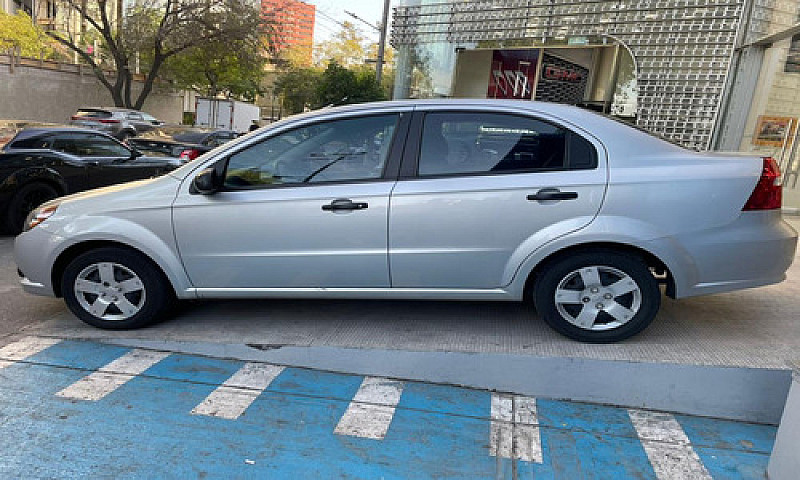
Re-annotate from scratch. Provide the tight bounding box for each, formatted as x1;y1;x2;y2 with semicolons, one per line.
14;100;798;342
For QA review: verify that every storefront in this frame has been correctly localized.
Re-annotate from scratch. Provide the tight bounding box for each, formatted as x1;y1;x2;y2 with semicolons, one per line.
391;0;800;152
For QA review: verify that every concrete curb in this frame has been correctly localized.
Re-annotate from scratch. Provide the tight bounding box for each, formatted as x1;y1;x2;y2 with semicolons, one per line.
98;338;792;425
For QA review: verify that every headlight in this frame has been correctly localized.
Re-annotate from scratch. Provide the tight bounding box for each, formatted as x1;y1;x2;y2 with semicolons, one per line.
23;203;60;232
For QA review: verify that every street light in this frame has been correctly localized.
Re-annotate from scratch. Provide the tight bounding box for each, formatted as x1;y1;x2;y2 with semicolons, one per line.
344;0;391;85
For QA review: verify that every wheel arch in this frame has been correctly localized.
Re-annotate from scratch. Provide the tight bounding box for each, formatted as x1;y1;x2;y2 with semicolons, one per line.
51;239;179;298
521;242;675;303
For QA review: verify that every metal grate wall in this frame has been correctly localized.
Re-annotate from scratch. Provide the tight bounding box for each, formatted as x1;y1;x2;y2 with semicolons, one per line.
391;0;748;150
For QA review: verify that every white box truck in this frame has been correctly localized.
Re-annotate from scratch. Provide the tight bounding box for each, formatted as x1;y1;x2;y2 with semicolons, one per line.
195;98;260;134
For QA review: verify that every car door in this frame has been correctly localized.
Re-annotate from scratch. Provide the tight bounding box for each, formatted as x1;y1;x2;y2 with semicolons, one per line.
388;109;607;289
172;111;410;290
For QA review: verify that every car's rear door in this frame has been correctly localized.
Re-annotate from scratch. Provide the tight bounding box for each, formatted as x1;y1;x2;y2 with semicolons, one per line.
388;108;607;289
172;110;411;290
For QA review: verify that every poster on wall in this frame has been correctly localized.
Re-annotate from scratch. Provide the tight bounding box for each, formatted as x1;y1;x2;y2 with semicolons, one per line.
487;49;540;100
753;115;798;147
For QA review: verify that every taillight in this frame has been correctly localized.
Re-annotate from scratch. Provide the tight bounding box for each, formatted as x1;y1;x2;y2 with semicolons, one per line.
179;149;200;161
70;115;80;120
743;157;782;211
99;119;120;124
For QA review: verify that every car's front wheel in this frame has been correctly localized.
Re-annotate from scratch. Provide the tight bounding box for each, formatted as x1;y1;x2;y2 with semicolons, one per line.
61;247;173;329
6;182;59;234
533;250;661;343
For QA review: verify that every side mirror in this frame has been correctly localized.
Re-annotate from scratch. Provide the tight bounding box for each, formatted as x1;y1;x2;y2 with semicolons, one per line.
191;167;220;195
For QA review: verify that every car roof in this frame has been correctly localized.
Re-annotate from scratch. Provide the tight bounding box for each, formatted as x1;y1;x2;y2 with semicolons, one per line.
77;107;139;113
8;127;121;144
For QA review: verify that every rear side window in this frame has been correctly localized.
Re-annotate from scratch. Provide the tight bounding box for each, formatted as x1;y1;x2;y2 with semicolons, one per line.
8;135;50;149
418;112;597;176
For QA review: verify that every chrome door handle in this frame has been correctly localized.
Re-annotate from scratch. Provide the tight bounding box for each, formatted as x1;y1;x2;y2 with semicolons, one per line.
527;189;578;201
322;198;369;211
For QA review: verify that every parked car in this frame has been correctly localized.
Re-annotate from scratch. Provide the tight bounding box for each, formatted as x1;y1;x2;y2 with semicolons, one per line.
128;126;238;162
1;127;180;233
0;120;62;149
69;107;163;141
14;100;798;342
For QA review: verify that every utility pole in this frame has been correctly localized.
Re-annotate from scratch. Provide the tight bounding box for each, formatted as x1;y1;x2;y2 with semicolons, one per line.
376;0;390;86
345;0;391;85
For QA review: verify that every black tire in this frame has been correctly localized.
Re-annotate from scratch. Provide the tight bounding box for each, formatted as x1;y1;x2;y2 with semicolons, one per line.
533;250;661;343
6;182;59;234
61;247;173;329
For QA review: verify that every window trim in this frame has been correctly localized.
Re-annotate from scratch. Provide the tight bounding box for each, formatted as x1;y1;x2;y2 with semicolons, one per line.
217;112;411;192
401;110;598;180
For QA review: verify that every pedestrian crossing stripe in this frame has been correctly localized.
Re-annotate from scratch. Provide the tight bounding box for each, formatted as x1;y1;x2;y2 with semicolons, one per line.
191;363;285;420
490;393;543;463
0;337;62;369
334;376;405;440
56;349;170;401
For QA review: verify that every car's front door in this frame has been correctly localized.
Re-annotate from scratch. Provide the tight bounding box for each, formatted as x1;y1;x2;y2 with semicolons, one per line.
65;133;165;187
172;112;408;290
389;110;607;289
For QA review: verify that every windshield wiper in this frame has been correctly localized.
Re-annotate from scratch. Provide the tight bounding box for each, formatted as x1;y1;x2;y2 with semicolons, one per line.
302;151;364;183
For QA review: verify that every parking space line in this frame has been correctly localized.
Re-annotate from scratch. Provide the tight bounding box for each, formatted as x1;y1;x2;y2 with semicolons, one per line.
191;363;285;420
0;337;62;369
628;408;712;480
56;349;170;401
490;393;543;463
334;377;404;440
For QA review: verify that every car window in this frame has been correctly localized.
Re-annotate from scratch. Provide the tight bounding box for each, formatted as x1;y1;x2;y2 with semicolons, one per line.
224;114;398;189
8;135;51;149
141;113;158;122
418;112;596;176
69;134;131;157
127;112;144;121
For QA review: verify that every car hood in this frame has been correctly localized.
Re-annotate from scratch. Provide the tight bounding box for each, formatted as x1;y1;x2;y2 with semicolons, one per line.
41;174;181;222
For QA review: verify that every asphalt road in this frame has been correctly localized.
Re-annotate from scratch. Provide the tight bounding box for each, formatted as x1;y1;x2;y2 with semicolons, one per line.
0;235;63;338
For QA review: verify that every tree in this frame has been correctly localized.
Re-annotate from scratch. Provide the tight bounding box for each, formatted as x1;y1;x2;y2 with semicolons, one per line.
313;22;367;68
273;66;321;115
315;61;385;107
47;0;265;109
0;11;60;59
162;38;266;102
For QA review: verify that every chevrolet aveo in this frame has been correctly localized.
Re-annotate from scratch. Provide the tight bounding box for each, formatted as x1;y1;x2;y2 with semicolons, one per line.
14;100;798;343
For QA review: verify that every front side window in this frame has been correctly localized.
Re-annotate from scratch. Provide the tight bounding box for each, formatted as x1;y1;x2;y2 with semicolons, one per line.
418;112;596;176
69;134;131;157
224;114;398;189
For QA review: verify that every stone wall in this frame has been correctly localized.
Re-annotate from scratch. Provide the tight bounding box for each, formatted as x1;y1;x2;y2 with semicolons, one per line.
0;54;184;124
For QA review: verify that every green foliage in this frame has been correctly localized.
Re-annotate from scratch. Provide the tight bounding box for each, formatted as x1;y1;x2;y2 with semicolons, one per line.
273;66;322;115
164;39;266;102
0;12;59;59
315;61;386;107
313;22;366;67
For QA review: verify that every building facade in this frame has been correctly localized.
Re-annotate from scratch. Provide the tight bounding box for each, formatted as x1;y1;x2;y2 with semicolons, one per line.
390;0;800;158
261;0;315;64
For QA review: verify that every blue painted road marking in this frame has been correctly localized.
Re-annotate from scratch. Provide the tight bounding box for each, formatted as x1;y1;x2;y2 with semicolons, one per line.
0;337;776;479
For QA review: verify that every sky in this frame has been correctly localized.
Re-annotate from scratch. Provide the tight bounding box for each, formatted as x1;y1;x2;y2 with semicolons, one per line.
305;0;393;44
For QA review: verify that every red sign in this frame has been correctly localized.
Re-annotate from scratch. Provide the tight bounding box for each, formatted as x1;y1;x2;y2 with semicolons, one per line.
542;65;583;83
487;49;539;100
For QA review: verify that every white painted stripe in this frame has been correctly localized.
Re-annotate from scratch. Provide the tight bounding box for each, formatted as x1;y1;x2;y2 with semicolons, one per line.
334;377;404;440
628;409;712;480
191;363;284;420
56;349;170;401
490;393;543;463
0;337;62;369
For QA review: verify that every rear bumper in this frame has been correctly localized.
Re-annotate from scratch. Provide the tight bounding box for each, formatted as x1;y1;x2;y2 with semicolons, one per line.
670;210;797;298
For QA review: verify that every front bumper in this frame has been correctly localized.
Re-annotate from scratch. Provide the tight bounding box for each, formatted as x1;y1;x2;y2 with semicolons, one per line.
14;227;63;297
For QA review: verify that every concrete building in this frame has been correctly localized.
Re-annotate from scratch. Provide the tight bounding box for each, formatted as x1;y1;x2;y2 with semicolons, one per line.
1;0;58;29
261;0;315;64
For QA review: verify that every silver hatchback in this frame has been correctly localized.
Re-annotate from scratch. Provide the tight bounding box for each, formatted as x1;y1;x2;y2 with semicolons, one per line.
15;100;798;342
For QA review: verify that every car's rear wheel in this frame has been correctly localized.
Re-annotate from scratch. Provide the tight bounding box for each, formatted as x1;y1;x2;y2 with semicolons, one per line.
61;247;173;329
533;250;660;343
6;182;59;234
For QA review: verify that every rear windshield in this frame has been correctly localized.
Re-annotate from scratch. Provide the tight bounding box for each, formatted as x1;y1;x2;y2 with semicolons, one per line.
74;109;112;119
